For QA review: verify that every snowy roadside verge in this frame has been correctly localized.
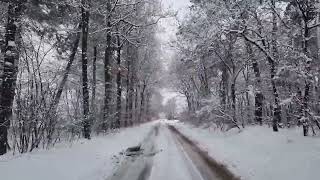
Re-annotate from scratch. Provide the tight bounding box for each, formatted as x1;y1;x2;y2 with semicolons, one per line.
174;121;320;180
0;122;156;180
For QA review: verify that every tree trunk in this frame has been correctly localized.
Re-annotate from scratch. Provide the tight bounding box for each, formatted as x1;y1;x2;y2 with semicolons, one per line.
302;16;311;136
115;34;121;129
200;57;209;97
128;45;136;126
269;58;281;132
146;91;151;121
221;65;228;110
91;46;97;121
0;1;23;155
103;0;112;130
186;94;192;112
81;0;91;139
128;78;134;126
50;23;82;112
246;43;263;125
270;0;280;132
134;85;139;124
103;46;112;129
231;82;236;122
125;51;130;127
139;83;146;122
28;23;82;151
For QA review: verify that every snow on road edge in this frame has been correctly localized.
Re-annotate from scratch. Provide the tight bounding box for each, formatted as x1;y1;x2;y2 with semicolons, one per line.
0;122;156;180
174;121;320;180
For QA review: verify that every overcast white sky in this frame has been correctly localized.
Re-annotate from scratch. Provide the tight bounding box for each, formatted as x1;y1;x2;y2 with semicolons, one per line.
158;0;190;112
161;0;190;17
156;0;190;71
157;0;190;45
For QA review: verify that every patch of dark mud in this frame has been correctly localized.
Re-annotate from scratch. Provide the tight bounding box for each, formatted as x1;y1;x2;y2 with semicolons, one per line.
125;145;144;157
168;125;241;180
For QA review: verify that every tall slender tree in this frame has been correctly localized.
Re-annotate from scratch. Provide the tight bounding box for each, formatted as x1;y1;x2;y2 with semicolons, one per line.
91;46;97;122
115;33;122;129
81;0;91;139
0;0;24;155
103;0;113;130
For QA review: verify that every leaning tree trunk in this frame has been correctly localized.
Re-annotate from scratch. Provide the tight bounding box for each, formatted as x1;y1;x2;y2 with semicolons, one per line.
50;23;82;111
0;1;23;155
29;23;82;151
81;0;91;139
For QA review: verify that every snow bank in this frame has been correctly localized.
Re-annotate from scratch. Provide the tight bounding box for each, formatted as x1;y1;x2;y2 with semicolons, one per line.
0;122;156;180
175;122;320;180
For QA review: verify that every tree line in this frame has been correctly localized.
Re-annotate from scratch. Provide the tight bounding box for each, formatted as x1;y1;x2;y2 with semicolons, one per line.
172;0;320;135
0;0;163;155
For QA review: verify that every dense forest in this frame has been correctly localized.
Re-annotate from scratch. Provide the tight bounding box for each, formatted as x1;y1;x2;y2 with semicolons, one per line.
1;1;320;180
1;0;320;157
171;0;320;136
0;0;165;155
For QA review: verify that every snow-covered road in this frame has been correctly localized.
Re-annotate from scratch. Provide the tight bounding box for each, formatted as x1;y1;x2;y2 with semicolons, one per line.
108;122;235;180
149;124;207;180
1;121;237;180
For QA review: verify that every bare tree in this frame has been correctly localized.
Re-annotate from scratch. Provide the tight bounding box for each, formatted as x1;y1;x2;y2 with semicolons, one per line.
0;0;24;155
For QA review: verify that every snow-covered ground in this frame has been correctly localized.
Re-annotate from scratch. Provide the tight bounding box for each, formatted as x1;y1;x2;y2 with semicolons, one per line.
174;121;320;180
2;119;318;180
0;122;156;180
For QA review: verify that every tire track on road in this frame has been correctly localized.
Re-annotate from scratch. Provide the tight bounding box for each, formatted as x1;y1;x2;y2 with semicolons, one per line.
168;125;240;180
